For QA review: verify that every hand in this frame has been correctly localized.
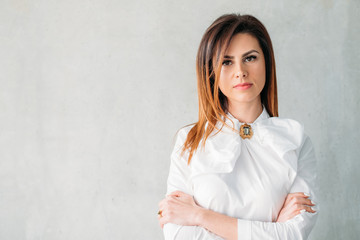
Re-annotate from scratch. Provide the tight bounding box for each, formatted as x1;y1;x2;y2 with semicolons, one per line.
276;192;316;222
158;191;203;228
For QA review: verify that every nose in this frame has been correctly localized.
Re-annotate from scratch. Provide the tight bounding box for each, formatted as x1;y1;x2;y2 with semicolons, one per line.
235;63;248;78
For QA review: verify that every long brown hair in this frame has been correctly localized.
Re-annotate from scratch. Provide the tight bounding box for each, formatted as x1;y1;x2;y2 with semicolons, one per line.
182;14;278;164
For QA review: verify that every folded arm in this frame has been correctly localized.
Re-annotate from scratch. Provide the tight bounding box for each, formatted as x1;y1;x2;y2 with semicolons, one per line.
160;130;319;240
234;136;319;239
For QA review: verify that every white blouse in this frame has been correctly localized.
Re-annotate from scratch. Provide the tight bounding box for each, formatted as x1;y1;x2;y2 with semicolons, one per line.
163;107;319;240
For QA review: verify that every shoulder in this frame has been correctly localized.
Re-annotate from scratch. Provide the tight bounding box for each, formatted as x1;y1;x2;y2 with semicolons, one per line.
259;115;304;135
257;116;314;155
170;124;194;157
275;117;316;154
270;117;304;140
173;124;194;148
266;116;304;132
176;124;194;141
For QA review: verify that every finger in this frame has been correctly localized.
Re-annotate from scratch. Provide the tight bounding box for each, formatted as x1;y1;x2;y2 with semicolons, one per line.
169;190;185;197
296;208;314;215
166;195;181;203
290;195;315;207
157;209;164;218
159;199;173;213
161;196;173;203
303;205;316;213
159;215;168;228
166;194;179;199
158;214;164;228
301;192;310;198
158;199;167;209
288;192;310;199
284;192;307;205
294;204;316;214
158;199;166;208
308;198;316;206
298;198;315;206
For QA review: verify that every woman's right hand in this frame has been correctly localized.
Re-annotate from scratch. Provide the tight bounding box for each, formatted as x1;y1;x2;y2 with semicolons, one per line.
276;192;316;223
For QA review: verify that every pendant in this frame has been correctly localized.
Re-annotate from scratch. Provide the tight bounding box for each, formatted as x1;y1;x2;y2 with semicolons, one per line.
239;123;253;139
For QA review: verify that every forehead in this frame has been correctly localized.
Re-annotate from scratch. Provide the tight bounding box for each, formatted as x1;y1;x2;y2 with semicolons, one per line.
225;33;261;54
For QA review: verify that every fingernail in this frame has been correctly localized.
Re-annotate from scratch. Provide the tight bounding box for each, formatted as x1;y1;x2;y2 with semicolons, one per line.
304;192;310;197
311;200;316;205
300;209;306;213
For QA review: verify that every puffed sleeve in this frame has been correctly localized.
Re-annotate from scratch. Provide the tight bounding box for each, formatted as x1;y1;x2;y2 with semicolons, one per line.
163;127;223;240
237;135;320;240
165;127;192;196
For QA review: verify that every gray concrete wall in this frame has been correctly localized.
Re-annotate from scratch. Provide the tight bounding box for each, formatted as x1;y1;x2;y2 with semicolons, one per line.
0;0;359;239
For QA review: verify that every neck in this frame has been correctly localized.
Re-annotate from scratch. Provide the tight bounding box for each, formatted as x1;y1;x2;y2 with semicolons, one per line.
227;98;263;123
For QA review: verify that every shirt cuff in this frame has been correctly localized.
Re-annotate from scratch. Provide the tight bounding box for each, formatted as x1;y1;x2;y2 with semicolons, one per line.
237;218;251;240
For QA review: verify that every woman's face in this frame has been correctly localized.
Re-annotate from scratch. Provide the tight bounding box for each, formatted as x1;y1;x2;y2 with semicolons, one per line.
218;33;266;107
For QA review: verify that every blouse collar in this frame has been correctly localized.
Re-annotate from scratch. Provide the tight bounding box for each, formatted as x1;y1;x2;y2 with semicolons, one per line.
190;105;304;179
225;105;270;126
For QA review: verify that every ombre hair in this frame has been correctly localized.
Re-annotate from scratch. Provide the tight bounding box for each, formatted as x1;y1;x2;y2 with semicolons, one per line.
182;14;278;164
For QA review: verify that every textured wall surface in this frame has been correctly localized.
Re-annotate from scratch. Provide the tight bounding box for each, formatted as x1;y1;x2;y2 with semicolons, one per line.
0;0;359;239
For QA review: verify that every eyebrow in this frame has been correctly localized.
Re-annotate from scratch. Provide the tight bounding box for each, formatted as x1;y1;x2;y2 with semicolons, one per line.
224;49;259;59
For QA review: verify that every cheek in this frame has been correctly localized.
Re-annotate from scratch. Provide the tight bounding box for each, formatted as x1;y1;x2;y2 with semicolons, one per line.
219;70;233;93
253;62;266;87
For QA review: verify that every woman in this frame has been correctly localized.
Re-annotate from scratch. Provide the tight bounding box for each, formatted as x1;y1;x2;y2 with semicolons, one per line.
158;14;319;240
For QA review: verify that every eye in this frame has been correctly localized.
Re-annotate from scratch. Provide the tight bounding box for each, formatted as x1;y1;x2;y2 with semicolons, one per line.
222;60;232;66
244;55;257;62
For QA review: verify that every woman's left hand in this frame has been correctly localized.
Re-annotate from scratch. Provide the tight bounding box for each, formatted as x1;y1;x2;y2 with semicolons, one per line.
158;190;203;228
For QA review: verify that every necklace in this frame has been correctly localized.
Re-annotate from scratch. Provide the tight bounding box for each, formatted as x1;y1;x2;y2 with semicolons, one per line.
239;123;253;139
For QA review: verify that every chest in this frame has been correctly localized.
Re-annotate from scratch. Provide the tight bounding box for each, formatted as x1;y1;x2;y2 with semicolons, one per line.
190;145;295;219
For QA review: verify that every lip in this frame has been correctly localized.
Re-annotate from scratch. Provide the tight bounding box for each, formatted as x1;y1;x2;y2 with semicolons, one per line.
233;83;253;90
